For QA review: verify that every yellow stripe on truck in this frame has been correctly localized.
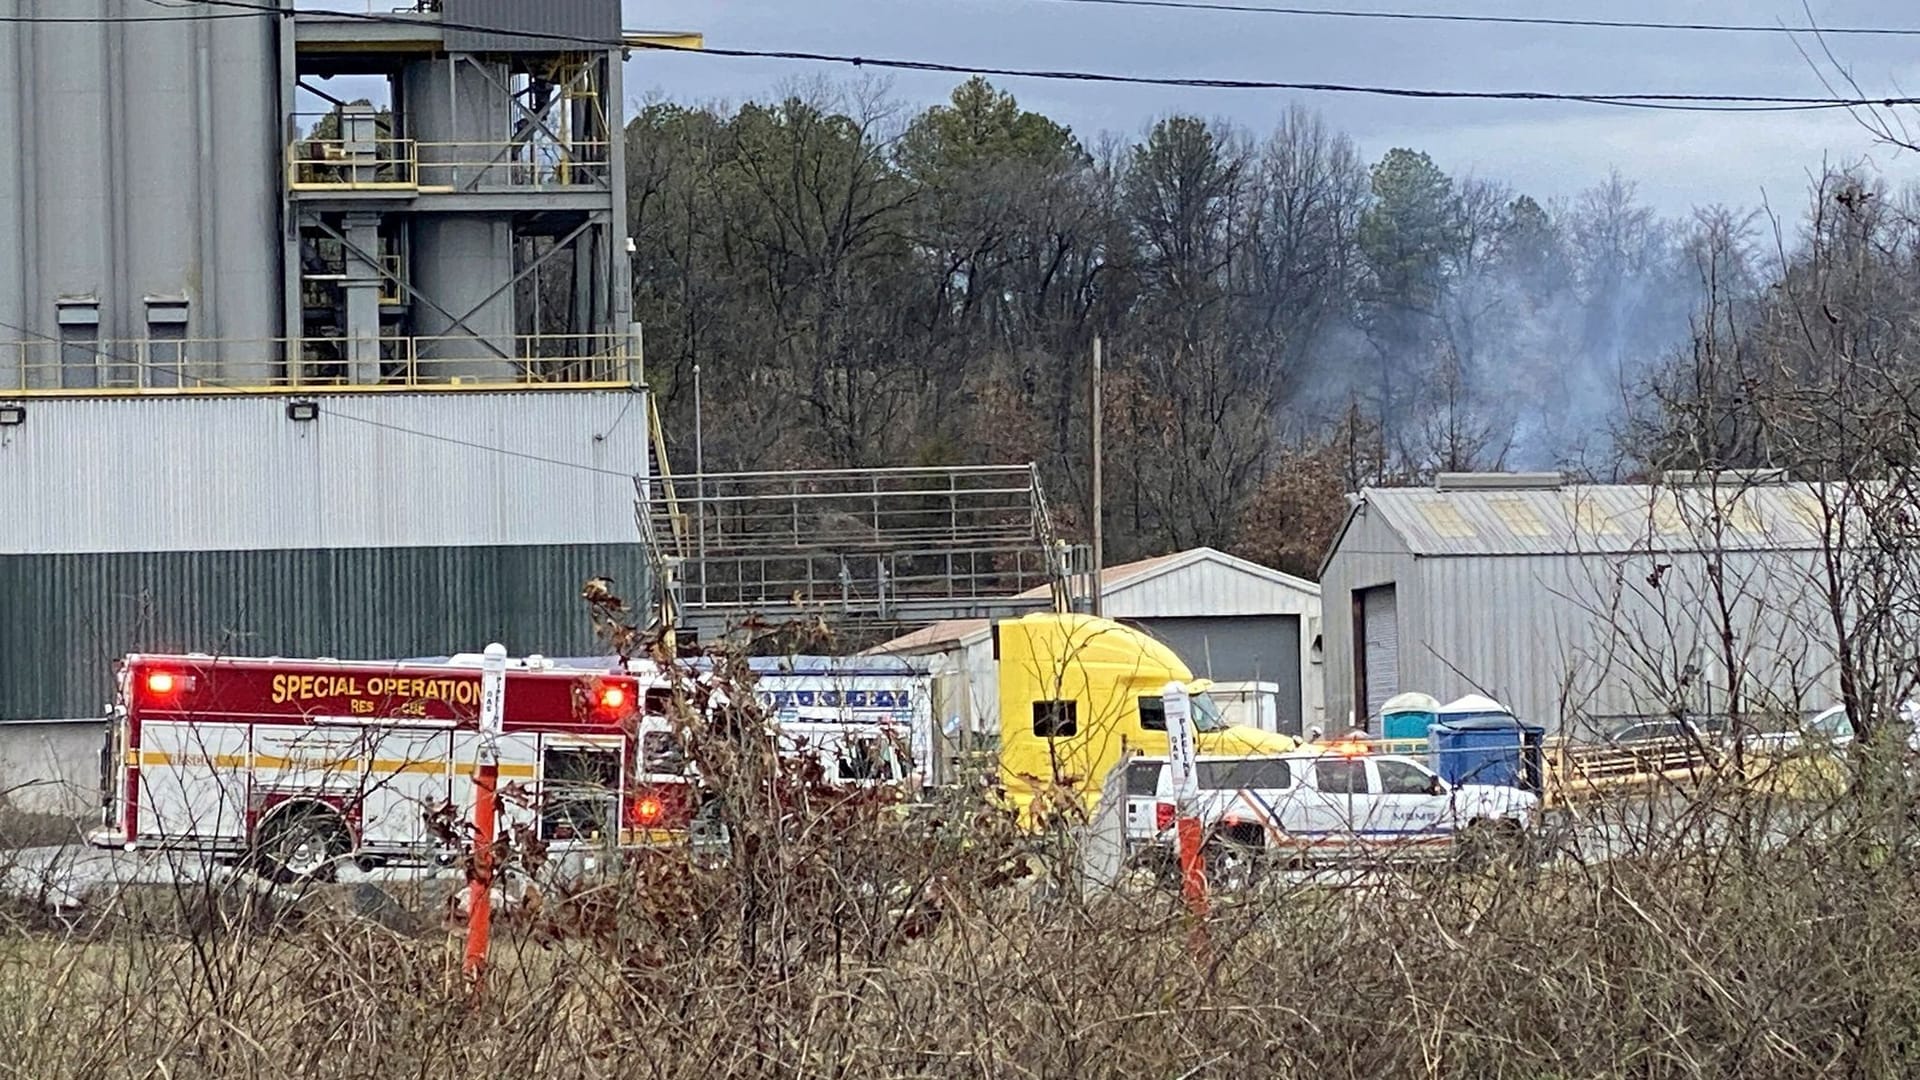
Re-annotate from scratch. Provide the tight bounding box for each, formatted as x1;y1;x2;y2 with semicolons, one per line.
135;751;536;779
138;750;249;769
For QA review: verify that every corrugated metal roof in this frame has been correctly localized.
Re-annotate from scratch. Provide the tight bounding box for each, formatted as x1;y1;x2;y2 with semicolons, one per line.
869;547;1324;655
1360;481;1845;557
867;618;993;655
1012;547;1320;602
441;0;620;52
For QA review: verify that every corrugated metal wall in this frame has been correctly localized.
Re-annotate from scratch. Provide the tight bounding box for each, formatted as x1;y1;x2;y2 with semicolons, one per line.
1131;615;1303;734
1405;551;1843;733
1325;522;1845;733
441;0;619;52
2;391;647;554
1099;552;1322;728
0;543;645;720
1319;505;1417;729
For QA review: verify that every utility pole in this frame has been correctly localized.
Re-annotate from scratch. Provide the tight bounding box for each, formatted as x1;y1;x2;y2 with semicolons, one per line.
693;362;706;606
693;362;705;480
1090;337;1104;617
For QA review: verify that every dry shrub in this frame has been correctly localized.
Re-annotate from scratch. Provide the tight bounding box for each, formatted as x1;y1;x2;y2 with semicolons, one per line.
11;653;1920;1077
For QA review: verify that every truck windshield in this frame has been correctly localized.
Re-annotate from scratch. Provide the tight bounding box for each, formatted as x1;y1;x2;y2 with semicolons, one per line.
1191;692;1227;733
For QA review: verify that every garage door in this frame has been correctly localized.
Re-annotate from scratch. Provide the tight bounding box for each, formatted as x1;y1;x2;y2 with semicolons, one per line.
1128;616;1302;734
1360;585;1399;723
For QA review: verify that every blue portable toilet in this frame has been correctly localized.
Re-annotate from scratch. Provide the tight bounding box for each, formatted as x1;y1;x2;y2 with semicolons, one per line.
1429;695;1546;794
1380;692;1441;742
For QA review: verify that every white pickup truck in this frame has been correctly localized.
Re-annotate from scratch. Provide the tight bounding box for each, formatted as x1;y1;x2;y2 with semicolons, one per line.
1123;743;1539;874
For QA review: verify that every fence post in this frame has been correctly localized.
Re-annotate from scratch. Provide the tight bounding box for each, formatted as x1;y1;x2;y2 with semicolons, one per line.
465;642;509;992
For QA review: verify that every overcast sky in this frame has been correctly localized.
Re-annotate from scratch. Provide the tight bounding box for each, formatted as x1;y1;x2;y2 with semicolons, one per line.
616;0;1920;219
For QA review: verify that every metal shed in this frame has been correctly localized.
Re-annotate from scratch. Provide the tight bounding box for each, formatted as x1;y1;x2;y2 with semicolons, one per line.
1319;472;1849;735
872;546;1324;737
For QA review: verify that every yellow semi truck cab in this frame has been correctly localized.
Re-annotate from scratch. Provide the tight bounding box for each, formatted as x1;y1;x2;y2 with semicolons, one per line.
995;611;1296;826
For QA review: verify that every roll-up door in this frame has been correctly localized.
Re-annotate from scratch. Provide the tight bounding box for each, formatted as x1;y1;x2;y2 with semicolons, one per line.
1360;585;1399;723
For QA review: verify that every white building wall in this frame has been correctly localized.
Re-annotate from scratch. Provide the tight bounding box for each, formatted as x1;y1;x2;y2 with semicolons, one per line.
1103;565;1316;619
0;718;101;818
2;390;647;554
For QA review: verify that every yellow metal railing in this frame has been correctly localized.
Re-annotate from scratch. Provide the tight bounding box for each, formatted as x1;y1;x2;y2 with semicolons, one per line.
2;333;637;395
1342;732;1719;808
380;253;405;304
297;252;409;307
1543;737;1717;807
288;138;418;189
288;139;613;192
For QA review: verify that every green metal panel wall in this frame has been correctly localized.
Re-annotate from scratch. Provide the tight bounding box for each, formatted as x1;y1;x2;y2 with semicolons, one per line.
0;544;646;720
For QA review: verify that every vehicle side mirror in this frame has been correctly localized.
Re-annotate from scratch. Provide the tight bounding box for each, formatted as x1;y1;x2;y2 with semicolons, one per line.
1428;776;1447;797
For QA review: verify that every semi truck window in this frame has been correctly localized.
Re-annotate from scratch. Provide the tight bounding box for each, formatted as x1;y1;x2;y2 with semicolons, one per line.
1312;759;1370;794
1032;700;1078;738
1141;695;1226;732
1190;693;1227;732
1199;758;1292;790
1138;697;1165;731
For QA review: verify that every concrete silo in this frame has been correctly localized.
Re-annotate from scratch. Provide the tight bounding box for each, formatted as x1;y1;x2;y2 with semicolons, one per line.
0;0;282;388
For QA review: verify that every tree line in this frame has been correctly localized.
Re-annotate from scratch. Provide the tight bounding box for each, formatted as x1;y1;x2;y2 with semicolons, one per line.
625;77;1838;577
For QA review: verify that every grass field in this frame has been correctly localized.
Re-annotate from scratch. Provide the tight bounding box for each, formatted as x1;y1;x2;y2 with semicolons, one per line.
4;766;1920;1079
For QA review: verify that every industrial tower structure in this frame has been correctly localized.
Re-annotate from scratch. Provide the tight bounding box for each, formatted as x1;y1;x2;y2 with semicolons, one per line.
0;1;696;741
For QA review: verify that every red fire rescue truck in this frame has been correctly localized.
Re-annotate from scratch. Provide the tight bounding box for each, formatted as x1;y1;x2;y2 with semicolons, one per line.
91;653;694;880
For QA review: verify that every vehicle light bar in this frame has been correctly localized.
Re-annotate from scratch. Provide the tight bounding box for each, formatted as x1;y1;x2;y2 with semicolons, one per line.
143;671;196;696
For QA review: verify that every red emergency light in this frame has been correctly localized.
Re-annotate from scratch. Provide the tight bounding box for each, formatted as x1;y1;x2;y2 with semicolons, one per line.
626;784;692;830
142;670;195;697
582;676;638;723
630;793;664;827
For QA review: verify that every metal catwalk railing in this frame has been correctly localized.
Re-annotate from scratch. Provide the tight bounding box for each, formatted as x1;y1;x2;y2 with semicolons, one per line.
2;333;636;394
638;463;1070;625
288;139;613;191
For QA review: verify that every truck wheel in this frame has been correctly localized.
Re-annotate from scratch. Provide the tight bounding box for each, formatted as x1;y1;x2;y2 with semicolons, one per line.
1204;825;1267;892
255;806;349;884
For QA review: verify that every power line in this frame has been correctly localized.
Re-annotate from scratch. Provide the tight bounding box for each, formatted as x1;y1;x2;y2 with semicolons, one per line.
9;0;1913;40
183;0;1920;114
0;9;264;22
317;407;636;478
1010;0;1920;38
